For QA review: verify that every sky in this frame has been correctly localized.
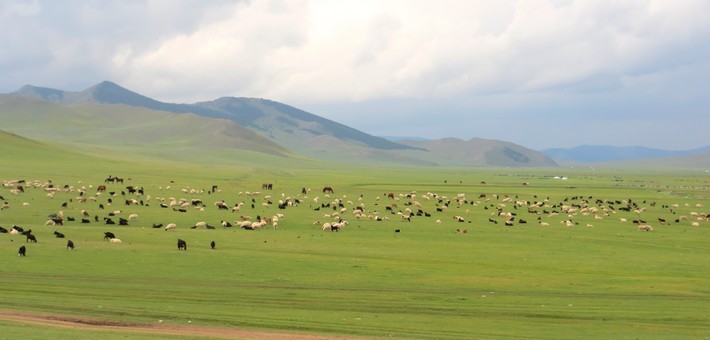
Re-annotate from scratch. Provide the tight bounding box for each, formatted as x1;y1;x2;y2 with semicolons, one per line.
1;0;708;150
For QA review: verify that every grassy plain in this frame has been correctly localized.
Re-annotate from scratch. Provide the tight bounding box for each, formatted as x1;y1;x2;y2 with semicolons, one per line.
0;133;708;339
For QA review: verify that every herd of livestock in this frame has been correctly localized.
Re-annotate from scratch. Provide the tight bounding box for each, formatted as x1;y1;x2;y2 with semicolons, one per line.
1;175;708;256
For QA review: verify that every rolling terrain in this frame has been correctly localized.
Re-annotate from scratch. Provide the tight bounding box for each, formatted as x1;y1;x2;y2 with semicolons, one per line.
10;81;558;167
0;130;708;339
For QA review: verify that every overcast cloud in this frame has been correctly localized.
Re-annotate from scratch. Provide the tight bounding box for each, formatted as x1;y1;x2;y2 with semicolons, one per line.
1;0;708;150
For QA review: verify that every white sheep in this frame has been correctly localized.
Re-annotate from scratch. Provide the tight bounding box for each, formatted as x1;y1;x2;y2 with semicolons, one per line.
109;238;122;243
128;214;139;221
165;223;177;231
638;224;653;231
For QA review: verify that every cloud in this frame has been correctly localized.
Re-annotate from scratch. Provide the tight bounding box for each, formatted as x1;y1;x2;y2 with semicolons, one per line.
0;0;708;149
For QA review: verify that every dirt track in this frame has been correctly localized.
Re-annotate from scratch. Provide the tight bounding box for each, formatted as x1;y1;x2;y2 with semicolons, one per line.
0;310;360;339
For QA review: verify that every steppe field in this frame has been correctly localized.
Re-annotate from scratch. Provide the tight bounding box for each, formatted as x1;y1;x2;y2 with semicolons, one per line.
0;134;708;339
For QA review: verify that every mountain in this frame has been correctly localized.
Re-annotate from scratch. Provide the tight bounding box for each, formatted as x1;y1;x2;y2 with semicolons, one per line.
10;81;558;167
13;82;416;155
542;145;710;163
398;138;559;167
0;94;291;161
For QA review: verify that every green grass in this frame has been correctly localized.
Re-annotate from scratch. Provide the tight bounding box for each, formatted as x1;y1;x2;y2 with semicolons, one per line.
0;133;709;339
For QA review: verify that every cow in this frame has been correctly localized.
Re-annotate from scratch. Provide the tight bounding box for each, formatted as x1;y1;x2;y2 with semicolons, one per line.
177;239;187;250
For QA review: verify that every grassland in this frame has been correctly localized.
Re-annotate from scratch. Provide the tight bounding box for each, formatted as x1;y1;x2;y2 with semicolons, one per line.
0;132;709;339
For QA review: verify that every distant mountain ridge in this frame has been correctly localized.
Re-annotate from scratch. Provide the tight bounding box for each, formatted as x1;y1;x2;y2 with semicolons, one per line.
542;145;710;163
13;82;413;152
9;81;557;167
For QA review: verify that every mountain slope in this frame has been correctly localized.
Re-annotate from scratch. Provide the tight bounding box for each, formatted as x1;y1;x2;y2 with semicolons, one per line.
10;81;558;167
0;95;291;159
399;138;559;167
13;82;416;155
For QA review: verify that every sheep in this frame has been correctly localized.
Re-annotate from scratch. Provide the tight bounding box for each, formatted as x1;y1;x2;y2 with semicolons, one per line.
177;239;187;250
26;234;37;243
104;232;116;240
210;241;216;249
67;240;75;250
109;238;122;243
45;219;56;226
18;245;26;256
128;213;139;221
638;224;653;231
0;226;6;233
54;231;65;238
193;221;207;229
165;223;177;231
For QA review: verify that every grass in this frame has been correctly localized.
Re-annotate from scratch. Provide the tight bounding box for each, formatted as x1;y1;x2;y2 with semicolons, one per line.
0;132;708;338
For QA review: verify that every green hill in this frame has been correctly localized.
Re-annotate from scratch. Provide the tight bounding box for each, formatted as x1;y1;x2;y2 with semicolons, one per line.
0;95;292;163
10;82;561;167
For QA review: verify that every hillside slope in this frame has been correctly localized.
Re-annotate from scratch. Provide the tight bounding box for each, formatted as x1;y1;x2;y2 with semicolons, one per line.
399;138;559;167
0;95;291;160
10;82;558;167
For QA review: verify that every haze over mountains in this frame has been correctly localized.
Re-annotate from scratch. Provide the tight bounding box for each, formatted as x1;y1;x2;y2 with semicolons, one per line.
5;81;709;169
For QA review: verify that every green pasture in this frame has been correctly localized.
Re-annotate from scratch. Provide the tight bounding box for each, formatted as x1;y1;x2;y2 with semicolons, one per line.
0;136;709;339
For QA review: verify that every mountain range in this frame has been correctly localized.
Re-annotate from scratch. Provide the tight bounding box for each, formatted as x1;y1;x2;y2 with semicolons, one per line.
5;81;709;168
7;81;557;167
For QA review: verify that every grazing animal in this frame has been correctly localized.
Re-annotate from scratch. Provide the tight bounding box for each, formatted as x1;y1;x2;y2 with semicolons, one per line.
54;231;65;238
26;234;37;243
457;228;468;234
322;186;334;194
18;245;26;256
152;223;163;229
165;223;177;231
0;226;7;233
104;232;116;240
177;239;187;250
109;238;122;243
638;224;653;231
394;229;401;233
67;240;75;250
210;241;216;249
